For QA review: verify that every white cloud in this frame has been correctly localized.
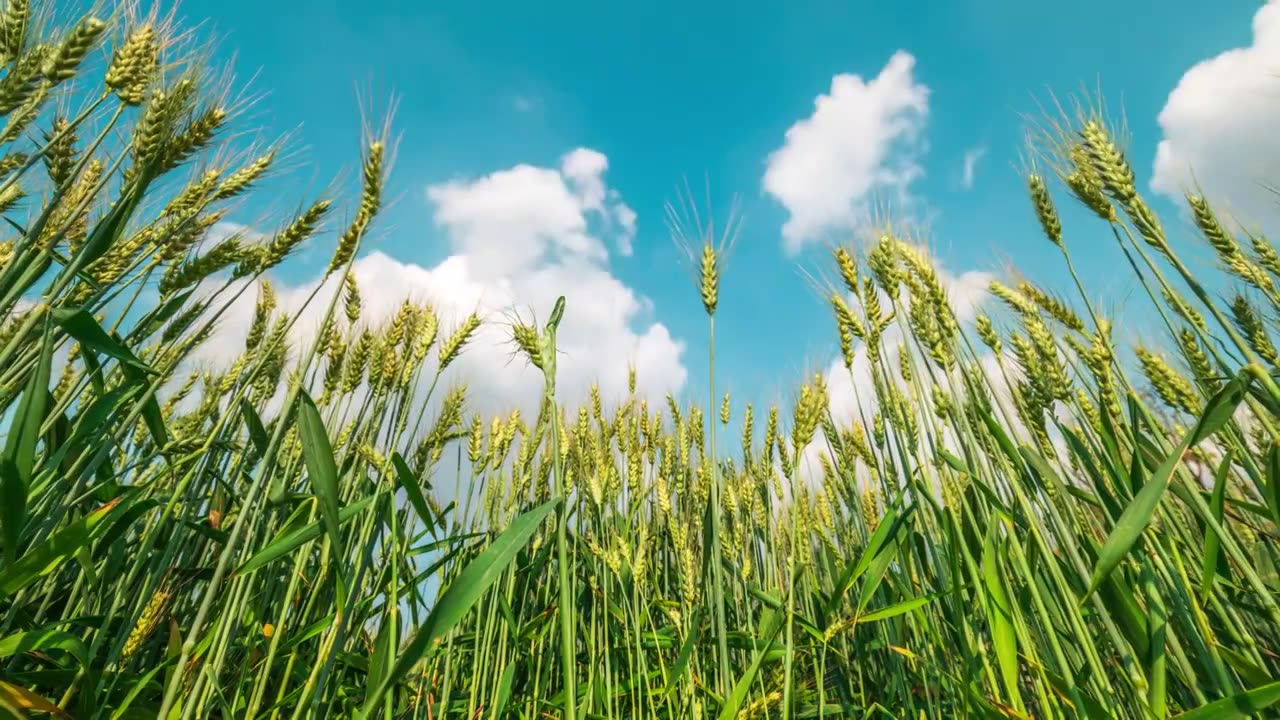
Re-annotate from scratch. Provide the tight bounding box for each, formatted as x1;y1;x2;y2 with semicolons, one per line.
191;148;685;420
426;149;638;274
612;199;637;256
960;146;987;190
206;220;263;246
1152;0;1280;231
561;148;610;210
763;51;930;254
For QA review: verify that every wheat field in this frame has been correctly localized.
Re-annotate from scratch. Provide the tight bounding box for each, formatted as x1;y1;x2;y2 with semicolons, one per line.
2;2;1280;719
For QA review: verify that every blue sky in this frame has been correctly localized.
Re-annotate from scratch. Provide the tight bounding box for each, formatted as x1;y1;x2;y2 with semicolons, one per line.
171;0;1276;414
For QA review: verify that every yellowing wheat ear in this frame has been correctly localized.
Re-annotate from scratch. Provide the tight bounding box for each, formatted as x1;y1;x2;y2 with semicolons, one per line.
5;8;1280;718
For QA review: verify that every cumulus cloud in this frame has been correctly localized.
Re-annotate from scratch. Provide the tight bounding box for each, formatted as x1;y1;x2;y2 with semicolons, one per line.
1152;0;1280;231
426;150;638;272
960;146;987;190
763;51;930;254
189;148;684;419
612;200;638;256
